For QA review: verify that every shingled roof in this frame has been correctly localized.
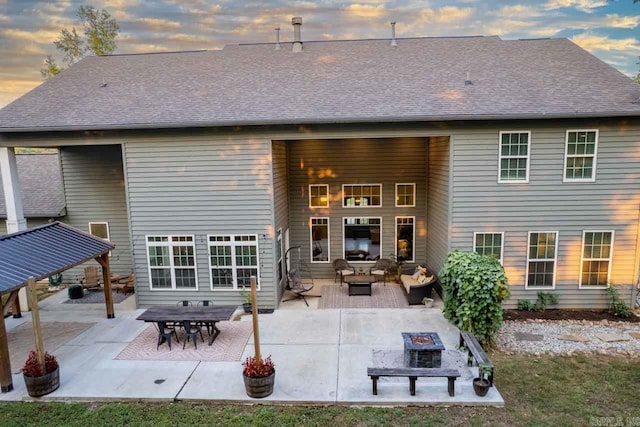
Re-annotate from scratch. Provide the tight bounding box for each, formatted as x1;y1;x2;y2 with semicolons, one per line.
0;153;65;218
0;36;639;132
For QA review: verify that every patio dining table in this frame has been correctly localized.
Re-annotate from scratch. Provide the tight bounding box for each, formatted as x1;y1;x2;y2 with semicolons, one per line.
136;305;237;345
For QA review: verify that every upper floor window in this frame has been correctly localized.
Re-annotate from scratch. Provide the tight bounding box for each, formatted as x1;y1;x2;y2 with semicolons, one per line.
89;222;110;241
209;235;260;290
473;232;504;264
498;131;530;183
309;184;329;208
343;184;381;207
147;235;197;290
564;130;598;181
395;183;416;207
580;231;614;289
526;231;557;289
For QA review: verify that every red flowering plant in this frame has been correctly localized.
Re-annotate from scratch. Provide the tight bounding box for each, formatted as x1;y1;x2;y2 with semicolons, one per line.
22;350;58;377
242;355;275;378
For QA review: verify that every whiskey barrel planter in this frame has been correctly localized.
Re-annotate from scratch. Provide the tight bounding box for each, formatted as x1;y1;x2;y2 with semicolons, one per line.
243;369;275;398
24;366;60;397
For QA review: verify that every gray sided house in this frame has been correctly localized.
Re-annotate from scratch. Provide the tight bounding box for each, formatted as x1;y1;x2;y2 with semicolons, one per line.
0;153;65;233
1;29;639;309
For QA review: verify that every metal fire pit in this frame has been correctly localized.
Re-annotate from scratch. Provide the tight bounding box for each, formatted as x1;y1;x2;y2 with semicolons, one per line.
402;332;444;368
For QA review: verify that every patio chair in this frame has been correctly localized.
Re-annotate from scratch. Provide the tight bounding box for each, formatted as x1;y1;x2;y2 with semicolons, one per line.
369;258;393;286
113;272;135;294
332;258;355;285
182;320;204;349
156;321;179;350
80;266;101;291
197;300;214;334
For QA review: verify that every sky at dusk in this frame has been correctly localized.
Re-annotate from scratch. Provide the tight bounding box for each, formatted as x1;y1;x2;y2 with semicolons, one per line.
0;0;639;108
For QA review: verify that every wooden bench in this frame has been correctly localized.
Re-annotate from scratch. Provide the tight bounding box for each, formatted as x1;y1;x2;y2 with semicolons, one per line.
367;367;461;397
459;331;494;386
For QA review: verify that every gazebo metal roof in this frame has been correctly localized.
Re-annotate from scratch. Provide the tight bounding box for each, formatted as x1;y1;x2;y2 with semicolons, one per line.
0;221;114;295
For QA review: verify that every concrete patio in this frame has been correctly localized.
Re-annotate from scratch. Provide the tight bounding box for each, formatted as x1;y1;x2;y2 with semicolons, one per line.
1;284;504;406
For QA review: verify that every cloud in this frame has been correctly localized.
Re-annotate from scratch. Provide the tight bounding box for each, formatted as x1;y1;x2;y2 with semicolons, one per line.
0;28;60;43
603;14;640;29
344;4;386;18
103;0;140;9
420;6;474;24
136;18;181;31
484;19;536;36
543;0;607;13
571;33;640;53
0;78;42;109
499;5;541;18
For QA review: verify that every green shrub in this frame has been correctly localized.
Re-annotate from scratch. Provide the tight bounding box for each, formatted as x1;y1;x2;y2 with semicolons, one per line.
517;299;533;311
439;250;510;347
533;291;559;312
607;286;630;318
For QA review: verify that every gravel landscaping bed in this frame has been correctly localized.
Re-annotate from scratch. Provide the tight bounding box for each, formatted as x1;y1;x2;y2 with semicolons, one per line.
497;319;640;356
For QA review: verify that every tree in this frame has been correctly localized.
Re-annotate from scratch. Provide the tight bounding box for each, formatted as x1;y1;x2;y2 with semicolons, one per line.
635;56;640;84
41;5;119;79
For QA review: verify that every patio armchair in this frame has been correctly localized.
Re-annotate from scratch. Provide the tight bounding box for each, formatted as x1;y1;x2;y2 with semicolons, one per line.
113;272;135;294
332;258;355;285
369;258;393;286
80;266;102;291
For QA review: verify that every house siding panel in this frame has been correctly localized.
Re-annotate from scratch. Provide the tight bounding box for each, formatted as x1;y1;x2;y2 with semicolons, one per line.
59;145;132;280
426;136;451;275
124;136;275;308
450;122;640;308
287;138;428;278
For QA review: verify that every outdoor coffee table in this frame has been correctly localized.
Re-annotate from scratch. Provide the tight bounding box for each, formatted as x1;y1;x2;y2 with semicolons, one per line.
136;305;237;345
344;275;374;296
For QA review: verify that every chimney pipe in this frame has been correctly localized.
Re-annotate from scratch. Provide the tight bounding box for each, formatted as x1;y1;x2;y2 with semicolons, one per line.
292;16;303;52
390;22;397;47
275;26;281;50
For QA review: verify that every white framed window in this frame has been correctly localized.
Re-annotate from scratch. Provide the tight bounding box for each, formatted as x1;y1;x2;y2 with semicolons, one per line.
342;184;382;207
89;222;110;241
146;235;197;290
309;184;329;208
498;131;530;183
343;217;381;262
395;183;416;207
579;230;614;289
526;231;558;289
473;232;504;264
276;228;283;283
564;129;598;182
396;216;415;262
310;218;330;263
208;235;260;290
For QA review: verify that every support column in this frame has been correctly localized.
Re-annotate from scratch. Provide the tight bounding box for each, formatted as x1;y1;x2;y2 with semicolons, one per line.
97;254;115;319
0;147;28;313
0;310;13;392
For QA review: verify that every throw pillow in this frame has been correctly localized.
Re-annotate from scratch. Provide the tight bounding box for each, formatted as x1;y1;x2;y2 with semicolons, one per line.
417;265;427;275
417;274;428;284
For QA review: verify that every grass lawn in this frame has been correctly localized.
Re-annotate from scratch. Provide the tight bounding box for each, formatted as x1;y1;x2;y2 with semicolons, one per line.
0;353;638;426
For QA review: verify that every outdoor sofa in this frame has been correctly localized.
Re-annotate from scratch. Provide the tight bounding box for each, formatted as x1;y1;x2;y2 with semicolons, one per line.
399;265;437;305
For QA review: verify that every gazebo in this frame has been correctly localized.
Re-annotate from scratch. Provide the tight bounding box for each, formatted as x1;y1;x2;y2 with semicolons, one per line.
0;221;116;393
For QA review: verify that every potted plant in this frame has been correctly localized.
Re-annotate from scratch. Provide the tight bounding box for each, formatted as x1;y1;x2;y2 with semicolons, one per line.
473;362;492;397
240;287;252;313
242;355;275;398
22;350;60;397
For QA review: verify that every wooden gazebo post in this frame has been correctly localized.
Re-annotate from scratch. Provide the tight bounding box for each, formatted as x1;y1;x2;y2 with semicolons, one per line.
0;303;12;392
250;276;260;360
26;277;45;370
96;253;115;319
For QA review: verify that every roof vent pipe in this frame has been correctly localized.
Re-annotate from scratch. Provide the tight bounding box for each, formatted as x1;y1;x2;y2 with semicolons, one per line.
390;22;397;47
292;16;303;52
275;26;281;50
